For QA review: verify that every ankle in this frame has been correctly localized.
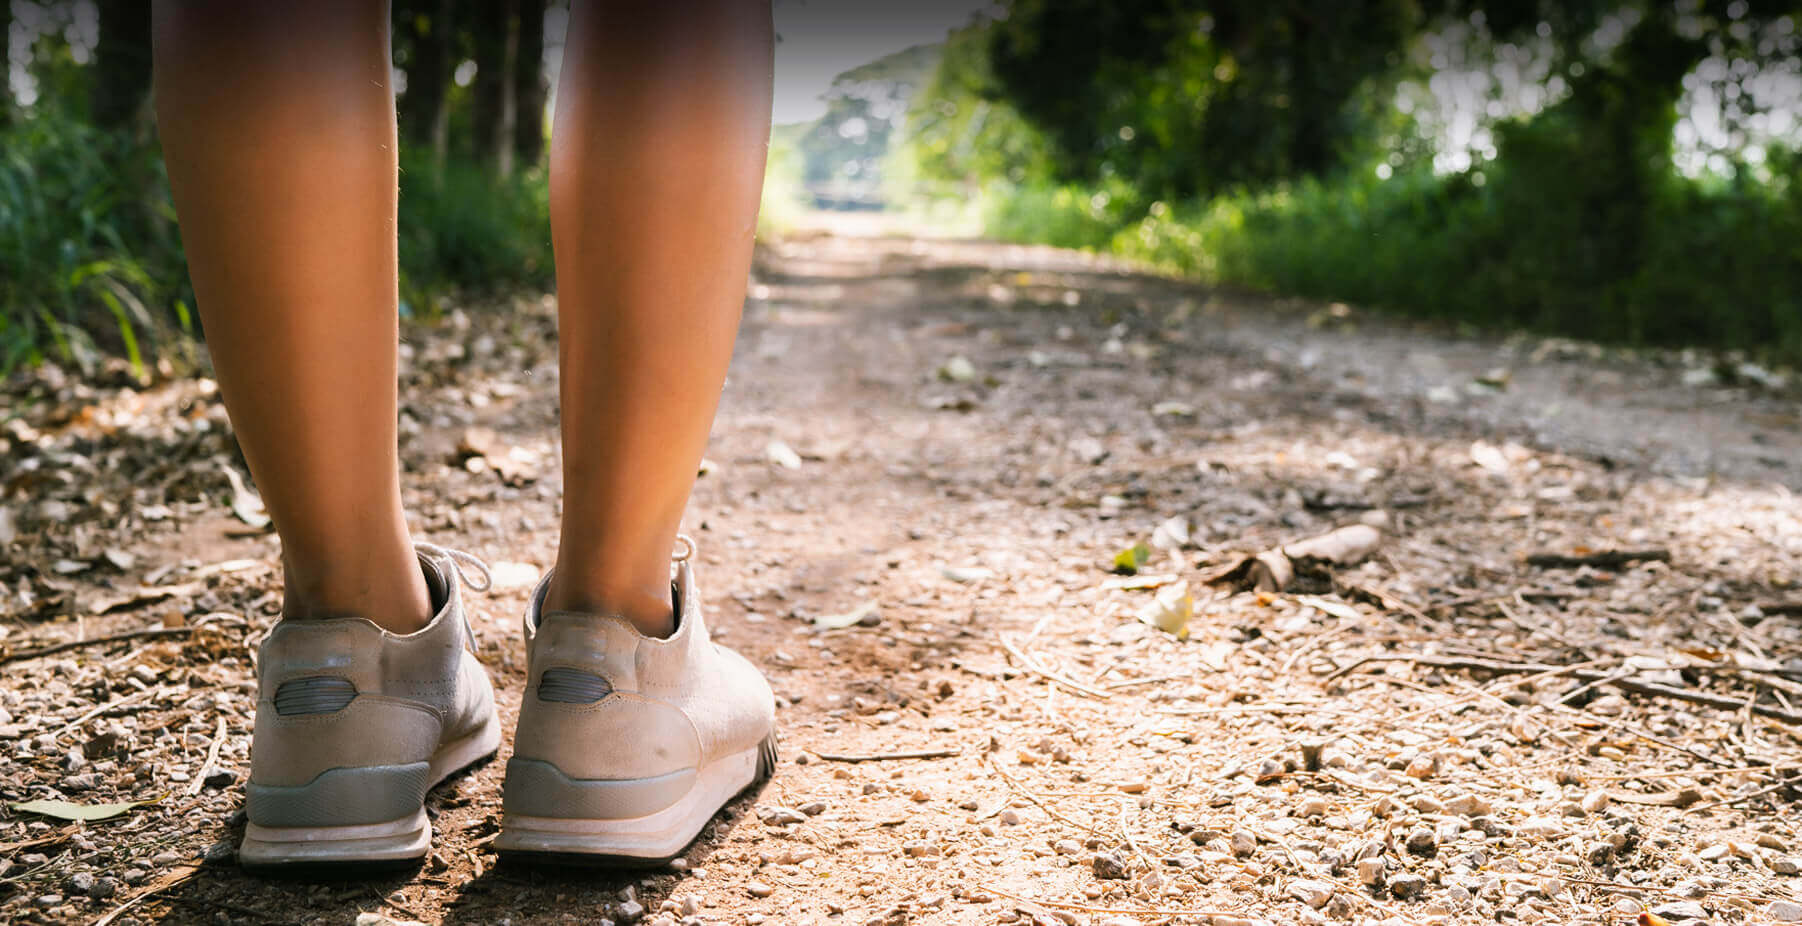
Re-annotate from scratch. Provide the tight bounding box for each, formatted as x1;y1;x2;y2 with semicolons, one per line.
280;551;434;634
542;573;675;638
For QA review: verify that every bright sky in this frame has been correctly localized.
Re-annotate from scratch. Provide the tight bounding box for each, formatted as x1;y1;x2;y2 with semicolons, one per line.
770;0;997;124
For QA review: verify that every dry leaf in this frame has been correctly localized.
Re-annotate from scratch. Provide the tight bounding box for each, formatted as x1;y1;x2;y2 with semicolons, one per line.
941;565;994;583
938;355;977;383
10;797;153;822
219;463;270;528
766;440;803;470
815;600;879;629
1297;595;1362;621
1138;583;1193;638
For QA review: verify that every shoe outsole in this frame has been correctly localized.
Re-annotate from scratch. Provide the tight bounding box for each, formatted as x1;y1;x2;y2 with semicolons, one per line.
495;730;779;868
238;715;503;873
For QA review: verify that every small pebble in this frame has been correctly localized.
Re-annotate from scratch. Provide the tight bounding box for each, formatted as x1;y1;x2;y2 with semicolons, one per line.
1091;853;1128;880
1651;901;1710;922
1388;873;1428;900
759;806;807;826
89;877;118;901
798;801;826;817
1768;899;1802;922
1228;829;1256;857
1444;793;1492;816
745;882;774;899
1357;857;1386;886
1053;839;1082;856
1405;826;1437;857
66;871;94;896
203;840;235;865
616;899;646;923
1288;879;1334;909
1773;856;1801;875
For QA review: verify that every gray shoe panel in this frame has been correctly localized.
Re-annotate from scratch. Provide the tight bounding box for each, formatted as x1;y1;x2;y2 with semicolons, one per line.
247;762;431;828
501;758;695;820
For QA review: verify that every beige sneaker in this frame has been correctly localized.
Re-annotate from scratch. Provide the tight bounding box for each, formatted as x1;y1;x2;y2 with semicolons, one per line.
239;544;502;870
495;536;777;863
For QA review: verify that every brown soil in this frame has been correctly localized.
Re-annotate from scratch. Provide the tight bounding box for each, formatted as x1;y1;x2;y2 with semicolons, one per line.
2;216;1801;926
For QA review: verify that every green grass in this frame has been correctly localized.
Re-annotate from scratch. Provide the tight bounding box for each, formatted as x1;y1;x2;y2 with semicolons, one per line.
965;162;1802;364
0;110;561;375
0;112;189;378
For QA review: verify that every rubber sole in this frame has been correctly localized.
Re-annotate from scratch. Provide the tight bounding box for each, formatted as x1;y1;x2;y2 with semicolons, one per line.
494;731;778;866
238;712;503;871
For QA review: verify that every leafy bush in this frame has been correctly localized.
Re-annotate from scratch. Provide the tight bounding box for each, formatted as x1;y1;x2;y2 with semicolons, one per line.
0;112;190;378
0;110;560;374
396;153;552;318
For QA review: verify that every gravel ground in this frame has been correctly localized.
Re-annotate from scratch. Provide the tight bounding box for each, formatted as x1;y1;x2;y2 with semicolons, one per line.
2;215;1800;925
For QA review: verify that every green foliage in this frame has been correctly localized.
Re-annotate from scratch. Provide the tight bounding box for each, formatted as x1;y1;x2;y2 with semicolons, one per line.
904;1;1802;363
396;153;552;318
0;107;557;373
0;111;189;378
984;0;1417;197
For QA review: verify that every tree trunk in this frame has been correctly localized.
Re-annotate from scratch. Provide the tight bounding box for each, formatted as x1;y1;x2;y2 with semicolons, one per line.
512;0;548;169
0;0;12;129
470;0;520;177
397;0;457;170
93;0;154;136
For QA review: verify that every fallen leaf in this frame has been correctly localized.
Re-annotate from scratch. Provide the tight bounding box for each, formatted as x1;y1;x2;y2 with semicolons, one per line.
1138;583;1192;638
219;463;270;528
815;600;879;629
1150;516;1191;550
10;797;153;822
938;355;977;383
1608;788;1705;808
766;440;803;470
1296;595;1362;622
1112;543;1152;575
941;565;995;583
1469;441;1510;474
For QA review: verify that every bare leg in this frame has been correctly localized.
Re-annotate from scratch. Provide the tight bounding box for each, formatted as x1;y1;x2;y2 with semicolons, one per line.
543;0;773;635
153;0;431;632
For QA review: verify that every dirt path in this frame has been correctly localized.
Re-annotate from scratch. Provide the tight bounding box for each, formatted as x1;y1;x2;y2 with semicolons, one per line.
3;217;1801;926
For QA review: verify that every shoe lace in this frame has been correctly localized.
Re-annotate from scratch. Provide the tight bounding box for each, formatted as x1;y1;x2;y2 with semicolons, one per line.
416;542;493;592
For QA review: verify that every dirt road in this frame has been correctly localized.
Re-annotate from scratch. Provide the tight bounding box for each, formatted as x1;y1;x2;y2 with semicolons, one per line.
3;217;1801;925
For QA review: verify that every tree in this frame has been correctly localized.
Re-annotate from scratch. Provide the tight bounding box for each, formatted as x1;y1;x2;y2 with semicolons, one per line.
397;0;459;169
0;0;12;129
470;0;520;176
92;0;153;135
512;0;548;169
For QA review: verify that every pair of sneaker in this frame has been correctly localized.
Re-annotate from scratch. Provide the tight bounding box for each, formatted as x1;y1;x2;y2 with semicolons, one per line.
237;538;776;869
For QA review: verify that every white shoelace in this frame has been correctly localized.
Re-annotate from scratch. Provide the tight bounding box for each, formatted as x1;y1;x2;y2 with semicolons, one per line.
417;542;493;593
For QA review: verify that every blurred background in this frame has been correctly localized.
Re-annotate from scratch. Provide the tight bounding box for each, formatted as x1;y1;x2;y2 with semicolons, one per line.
3;0;1801;381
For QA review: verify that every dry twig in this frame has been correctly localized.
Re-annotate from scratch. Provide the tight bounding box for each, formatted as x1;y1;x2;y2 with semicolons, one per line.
1;627;191;665
810;748;960;763
1329;652;1802;724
